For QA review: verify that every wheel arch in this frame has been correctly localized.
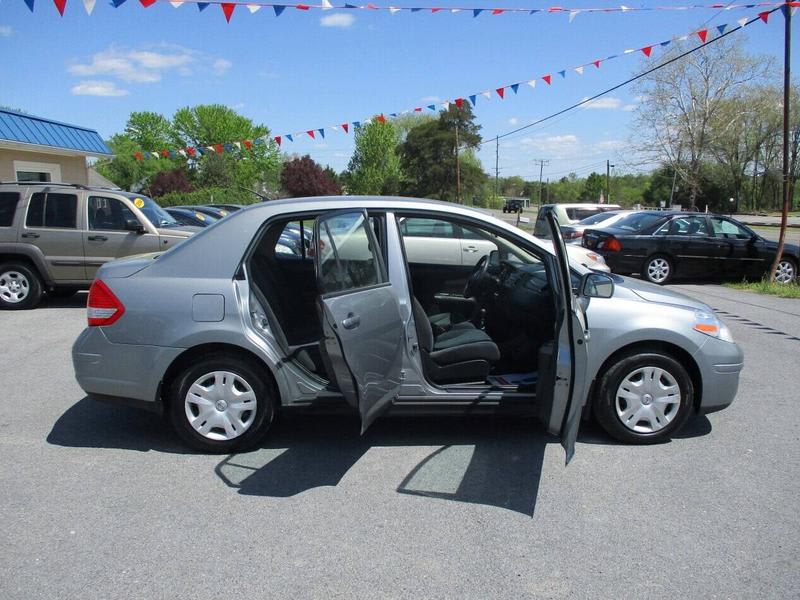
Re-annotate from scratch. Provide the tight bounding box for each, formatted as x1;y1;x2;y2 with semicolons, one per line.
591;340;703;412
159;342;281;410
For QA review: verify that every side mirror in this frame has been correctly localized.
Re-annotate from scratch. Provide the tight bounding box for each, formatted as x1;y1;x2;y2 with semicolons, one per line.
124;219;145;234
581;272;614;299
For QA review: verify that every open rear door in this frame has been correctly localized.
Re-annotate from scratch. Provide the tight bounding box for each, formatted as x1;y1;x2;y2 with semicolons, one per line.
541;210;590;463
314;210;405;432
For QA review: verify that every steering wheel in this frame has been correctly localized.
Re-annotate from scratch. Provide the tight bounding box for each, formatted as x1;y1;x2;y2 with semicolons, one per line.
464;253;491;298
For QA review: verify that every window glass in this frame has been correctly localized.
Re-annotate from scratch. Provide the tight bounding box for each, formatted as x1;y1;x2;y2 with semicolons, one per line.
711;217;752;239
614;212;670;233
26;193;45;227
578;211;619;225
43;193;78;228
566;208;604;221
275;220;312;258
460;225;486;240
317;212;383;294
89;196;139;231
125;195;179;228
399;218;455;239
669;216;710;236
16;171;50;182
0;192;19;227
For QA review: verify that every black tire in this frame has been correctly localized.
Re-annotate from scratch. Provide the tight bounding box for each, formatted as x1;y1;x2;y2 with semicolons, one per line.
0;262;43;310
168;353;276;453
48;286;79;299
594;351;693;444
641;254;674;285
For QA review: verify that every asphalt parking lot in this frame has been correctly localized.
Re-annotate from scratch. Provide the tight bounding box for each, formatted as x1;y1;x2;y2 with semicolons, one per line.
2;284;799;599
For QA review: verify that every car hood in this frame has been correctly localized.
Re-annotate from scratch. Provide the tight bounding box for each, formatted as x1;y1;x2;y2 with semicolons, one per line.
615;276;710;311
157;226;197;236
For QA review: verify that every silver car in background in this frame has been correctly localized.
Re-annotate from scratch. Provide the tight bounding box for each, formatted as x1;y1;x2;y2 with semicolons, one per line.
72;196;743;461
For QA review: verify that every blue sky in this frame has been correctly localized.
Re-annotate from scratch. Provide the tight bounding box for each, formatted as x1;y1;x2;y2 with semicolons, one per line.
0;1;792;181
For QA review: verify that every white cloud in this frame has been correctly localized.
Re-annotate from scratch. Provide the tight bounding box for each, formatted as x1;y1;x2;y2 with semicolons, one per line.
582;97;622;110
623;104;638;112
420;95;442;103
320;13;355;27
70;80;129;97
68;44;232;85
0;25;12;37
508;117;519;125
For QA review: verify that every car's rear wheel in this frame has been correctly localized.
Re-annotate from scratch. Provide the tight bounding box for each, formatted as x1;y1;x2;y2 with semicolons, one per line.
775;256;797;284
0;263;43;310
642;254;673;285
594;351;693;444
168;354;276;453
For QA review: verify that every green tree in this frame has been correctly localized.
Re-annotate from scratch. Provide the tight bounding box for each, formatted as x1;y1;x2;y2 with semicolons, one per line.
582;172;605;201
125;111;177;151
347;120;402;195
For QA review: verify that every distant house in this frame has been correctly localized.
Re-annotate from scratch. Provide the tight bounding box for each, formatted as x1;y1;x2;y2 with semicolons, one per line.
0;108;113;185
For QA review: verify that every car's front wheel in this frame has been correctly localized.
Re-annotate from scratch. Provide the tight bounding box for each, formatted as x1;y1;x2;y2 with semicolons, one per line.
168;354;276;453
594;351;694;444
642;254;673;285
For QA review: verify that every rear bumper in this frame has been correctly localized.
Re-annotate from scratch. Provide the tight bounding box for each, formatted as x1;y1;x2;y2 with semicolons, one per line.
694;337;744;414
72;326;183;409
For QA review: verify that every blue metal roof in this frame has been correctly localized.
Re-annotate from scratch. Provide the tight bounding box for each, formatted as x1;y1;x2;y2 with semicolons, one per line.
0;109;112;156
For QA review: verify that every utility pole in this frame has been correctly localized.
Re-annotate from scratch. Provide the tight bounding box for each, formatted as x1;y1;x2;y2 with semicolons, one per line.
494;135;499;200
534;159;549;206
770;4;791;282
546;177;550;203
454;122;461;204
606;159;615;204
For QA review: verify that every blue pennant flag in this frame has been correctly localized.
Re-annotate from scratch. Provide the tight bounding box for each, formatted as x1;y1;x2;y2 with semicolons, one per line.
473;9;483;17
427;104;436;111
273;5;286;16
223;144;233;152
169;150;177;158
196;147;206;155
558;70;566;79
510;84;519;94
24;0;35;11
253;138;264;145
781;4;789;17
468;95;477;106
605;54;618;60
344;3;357;7
660;40;671;47
353;121;361;129
529;9;540;14
717;24;727;35
318;129;325;139
390;113;398;118
197;2;209;10
411;7;422;12
285;134;293;142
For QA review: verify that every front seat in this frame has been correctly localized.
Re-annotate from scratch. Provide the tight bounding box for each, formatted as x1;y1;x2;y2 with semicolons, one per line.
412;298;500;384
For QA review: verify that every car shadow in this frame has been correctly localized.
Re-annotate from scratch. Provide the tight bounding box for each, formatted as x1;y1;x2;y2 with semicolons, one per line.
38;292;88;309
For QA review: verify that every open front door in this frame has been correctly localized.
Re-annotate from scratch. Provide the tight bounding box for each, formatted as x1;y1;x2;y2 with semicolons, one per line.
314;210;405;432
540;211;590;464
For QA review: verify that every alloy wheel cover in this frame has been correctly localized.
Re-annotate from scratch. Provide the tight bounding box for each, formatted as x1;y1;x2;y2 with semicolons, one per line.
0;270;30;304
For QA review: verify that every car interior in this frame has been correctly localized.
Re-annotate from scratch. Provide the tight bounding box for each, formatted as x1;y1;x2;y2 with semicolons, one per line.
246;211;560;395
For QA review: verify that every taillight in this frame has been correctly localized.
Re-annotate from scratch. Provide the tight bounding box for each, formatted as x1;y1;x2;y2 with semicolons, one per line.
601;236;622;252
87;279;125;326
564;230;583;240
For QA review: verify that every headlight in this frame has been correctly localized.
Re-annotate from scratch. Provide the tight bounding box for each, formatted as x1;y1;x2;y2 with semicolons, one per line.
585;252;606;265
693;310;734;343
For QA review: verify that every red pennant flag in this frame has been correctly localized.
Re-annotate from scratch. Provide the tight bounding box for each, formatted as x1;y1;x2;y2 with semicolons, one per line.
53;0;67;15
430;7;441;13
243;140;252;149
139;0;157;7
366;2;378;8
296;4;310;9
641;46;653;57
187;147;196;156
134;151;143;161
496;87;505;99
455;98;464;108
341;123;349;133
697;29;708;43
161;149;170;158
214;144;223;154
376;114;386;123
414;107;422;112
548;7;563;12
492;9;503;14
307;130;316;139
221;3;235;21
542;75;552;85
758;11;769;23
593;60;601;68
274;136;281;147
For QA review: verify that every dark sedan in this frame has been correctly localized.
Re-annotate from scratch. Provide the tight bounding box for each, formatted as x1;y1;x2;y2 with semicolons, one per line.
582;211;799;284
165;207;220;228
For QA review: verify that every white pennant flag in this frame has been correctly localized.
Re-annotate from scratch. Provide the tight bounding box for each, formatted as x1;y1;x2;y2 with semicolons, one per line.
441;101;450;110
568;10;579;22
574;66;584;75
737;17;748;27
151;152;159;159
451;8;461;13
178;149;187;157
207;146;215;153
83;0;96;14
234;141;241;150
676;34;688;41
620;5;630;12
388;6;401;14
331;125;339;131
623;48;634;54
481;91;491;100
527;79;536;89
321;0;333;9
169;1;184;7
792;7;798;17
247;4;261;12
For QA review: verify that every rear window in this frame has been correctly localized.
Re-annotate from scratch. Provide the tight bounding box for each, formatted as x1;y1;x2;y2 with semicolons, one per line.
613;212;669;233
566;208;604;221
578;211;621;225
0;192;19;227
26;192;78;229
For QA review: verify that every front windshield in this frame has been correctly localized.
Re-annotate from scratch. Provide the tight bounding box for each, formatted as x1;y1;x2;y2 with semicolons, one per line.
613;212;669;233
131;195;180;228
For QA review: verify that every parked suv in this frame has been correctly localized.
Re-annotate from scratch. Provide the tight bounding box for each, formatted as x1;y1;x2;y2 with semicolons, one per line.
0;182;194;309
502;198;524;214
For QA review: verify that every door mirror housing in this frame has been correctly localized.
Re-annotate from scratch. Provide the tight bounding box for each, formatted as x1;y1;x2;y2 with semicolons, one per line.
124;219;145;234
580;272;614;298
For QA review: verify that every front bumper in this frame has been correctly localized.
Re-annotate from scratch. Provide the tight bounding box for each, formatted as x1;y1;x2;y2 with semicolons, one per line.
694;336;744;414
72;327;183;410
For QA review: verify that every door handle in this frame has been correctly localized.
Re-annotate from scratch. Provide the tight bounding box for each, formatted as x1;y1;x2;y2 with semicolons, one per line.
87;235;108;241
342;313;361;330
463;246;479;253
21;232;40;239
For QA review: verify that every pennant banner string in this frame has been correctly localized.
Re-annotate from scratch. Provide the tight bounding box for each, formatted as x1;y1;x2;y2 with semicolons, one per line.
132;8;776;159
